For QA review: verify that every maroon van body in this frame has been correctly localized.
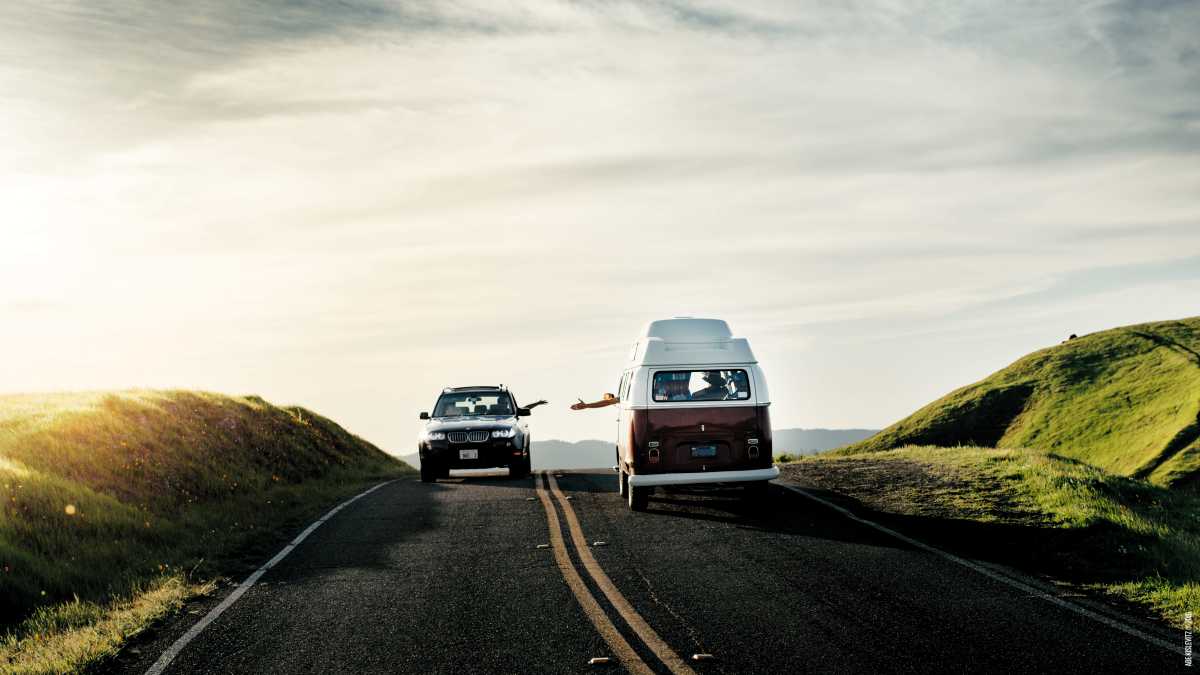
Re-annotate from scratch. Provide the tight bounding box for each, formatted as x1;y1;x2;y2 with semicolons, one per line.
619;406;774;477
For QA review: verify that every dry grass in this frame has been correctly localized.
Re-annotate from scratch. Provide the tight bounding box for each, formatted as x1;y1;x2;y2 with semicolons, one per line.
1;575;213;675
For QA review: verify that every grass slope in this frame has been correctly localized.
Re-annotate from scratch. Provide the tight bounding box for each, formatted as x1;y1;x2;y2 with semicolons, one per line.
0;390;411;673
842;317;1200;488
780;447;1199;628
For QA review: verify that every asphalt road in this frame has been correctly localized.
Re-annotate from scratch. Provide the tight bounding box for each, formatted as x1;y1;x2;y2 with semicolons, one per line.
120;470;1183;674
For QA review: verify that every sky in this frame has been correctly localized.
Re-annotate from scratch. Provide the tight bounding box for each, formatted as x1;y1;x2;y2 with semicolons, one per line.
2;1;1198;451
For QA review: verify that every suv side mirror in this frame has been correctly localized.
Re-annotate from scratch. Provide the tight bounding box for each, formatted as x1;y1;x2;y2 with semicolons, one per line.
516;407;531;417
419;412;430;420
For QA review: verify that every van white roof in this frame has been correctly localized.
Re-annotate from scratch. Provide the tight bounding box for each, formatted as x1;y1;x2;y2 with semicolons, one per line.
631;317;757;366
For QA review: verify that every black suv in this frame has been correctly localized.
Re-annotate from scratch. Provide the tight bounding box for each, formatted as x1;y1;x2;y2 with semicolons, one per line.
417;386;543;482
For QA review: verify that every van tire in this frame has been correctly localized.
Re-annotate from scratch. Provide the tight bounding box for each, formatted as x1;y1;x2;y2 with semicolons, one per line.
420;462;437;483
618;468;627;497
628;483;649;511
742;480;769;505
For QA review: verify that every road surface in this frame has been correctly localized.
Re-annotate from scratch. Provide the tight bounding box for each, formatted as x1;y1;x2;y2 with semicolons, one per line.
118;470;1183;673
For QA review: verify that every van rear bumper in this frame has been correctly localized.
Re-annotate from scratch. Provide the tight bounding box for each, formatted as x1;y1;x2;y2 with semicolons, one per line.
627;466;779;487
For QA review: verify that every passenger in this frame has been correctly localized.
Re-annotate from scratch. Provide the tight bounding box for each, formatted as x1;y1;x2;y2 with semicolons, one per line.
571;392;617;410
727;370;751;398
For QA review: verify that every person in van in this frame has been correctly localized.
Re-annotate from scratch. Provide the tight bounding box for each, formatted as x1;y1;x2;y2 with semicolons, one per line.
571;393;617;410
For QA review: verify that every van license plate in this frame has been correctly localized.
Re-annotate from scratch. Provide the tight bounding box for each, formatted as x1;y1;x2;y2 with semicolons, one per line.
691;445;717;458
459;449;479;460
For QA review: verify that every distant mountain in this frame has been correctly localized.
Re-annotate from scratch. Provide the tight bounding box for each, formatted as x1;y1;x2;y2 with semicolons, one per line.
530;439;615;470
400;428;878;470
773;428;879;455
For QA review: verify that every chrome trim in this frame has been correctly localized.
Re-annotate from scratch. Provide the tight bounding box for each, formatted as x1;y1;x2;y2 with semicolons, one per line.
468;430;489;443
448;431;468;443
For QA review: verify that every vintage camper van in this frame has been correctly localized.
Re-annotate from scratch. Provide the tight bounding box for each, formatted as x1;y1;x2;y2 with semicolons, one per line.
615;318;779;510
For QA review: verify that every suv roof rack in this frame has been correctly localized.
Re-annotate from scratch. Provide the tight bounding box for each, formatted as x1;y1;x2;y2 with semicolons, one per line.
443;385;506;393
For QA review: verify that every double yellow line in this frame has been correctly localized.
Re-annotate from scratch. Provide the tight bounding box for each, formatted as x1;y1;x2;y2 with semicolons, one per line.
534;471;697;675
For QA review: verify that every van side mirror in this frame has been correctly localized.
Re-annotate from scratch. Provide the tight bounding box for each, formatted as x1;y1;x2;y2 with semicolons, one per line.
419;412;430;420
516;407;531;417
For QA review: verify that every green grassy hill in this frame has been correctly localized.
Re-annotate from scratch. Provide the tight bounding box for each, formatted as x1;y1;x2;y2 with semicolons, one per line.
1;390;411;673
842;317;1200;488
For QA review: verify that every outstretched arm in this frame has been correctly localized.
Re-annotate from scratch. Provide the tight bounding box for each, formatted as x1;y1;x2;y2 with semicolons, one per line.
570;393;618;410
523;399;548;410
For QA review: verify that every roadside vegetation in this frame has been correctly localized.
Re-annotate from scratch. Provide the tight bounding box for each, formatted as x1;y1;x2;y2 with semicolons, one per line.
841;317;1200;488
786;317;1200;629
0;390;412;674
782;446;1199;629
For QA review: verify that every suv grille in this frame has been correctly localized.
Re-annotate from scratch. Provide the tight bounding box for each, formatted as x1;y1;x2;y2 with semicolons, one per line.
448;431;490;443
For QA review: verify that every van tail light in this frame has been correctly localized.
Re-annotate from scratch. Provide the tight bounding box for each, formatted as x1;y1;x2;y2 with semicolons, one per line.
648;448;661;464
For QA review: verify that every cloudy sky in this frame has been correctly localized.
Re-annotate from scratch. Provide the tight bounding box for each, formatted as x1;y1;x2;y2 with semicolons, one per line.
2;1;1198;450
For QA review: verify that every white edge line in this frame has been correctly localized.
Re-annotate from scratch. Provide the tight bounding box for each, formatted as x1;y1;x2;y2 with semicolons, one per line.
774;482;1179;655
144;480;396;675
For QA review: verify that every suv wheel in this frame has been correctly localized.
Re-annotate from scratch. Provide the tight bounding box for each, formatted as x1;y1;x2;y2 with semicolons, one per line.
509;456;530;479
420;461;437;483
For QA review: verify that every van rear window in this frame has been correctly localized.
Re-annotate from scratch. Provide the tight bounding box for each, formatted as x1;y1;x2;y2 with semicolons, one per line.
652;370;751;402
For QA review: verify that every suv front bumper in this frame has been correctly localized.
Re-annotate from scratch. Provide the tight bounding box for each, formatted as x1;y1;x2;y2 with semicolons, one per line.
422;439;525;469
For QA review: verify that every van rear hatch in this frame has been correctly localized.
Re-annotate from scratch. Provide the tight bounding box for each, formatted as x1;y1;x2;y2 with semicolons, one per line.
643;406;762;473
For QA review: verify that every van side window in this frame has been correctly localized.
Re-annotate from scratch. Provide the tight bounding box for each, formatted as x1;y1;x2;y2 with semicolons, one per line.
652;370;751;402
618;372;630;401
621;371;633;401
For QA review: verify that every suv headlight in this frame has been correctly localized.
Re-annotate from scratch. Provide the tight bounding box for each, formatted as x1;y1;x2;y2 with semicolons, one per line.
425;431;446;441
491;428;517;439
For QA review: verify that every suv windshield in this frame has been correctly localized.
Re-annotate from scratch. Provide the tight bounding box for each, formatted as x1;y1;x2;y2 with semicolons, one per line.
434;392;514;417
652;369;751;402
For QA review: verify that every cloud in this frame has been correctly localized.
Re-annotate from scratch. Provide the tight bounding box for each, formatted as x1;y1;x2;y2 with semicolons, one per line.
1;1;1198;442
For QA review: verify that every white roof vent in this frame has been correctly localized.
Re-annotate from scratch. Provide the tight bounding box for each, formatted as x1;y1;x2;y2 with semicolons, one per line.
640;318;732;342
632;318;755;366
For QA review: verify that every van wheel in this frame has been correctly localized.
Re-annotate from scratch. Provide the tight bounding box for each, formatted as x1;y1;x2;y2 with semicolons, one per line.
618;468;627;497
628;483;649;511
420;462;437;483
742;480;769;505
